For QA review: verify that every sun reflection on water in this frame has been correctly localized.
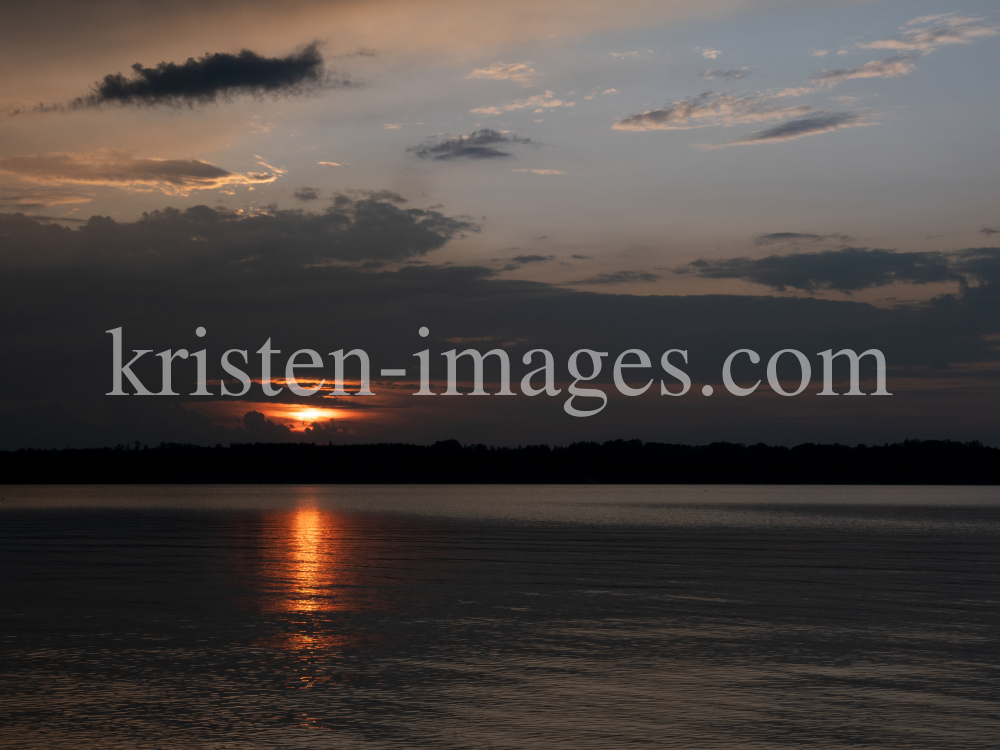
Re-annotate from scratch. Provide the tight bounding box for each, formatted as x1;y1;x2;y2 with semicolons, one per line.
287;507;328;612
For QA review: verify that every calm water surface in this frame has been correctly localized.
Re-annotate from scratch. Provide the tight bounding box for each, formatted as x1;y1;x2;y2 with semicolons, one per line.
1;485;998;749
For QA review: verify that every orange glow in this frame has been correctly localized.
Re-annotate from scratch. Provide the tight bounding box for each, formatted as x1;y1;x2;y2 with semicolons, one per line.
181;400;374;432
285;506;336;612
295;406;337;422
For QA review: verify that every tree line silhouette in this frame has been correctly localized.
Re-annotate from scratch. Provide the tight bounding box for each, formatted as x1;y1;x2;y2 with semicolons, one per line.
1;439;997;484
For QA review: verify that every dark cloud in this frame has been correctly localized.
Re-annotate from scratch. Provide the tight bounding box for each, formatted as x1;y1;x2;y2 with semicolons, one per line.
4;213;86;223
701;68;751;80
239;410;341;442
293;187;322;202
754;232;853;245
953;247;1000;284
0;195;477;267
68;44;341;109
571;254;593;260
981;228;999;235
3;199;1000;449
495;254;555;271
679;247;963;292
718;112;861;147
408;129;533;160
566;270;660;285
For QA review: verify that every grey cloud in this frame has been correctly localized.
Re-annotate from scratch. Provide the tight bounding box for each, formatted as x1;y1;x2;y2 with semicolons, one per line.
293;187;322;202
613;92;811;131
0;186;92;208
3;212;86;223
859;16;999;52
714;112;861;147
701;68;751;81
679;247;963;292
571;254;593;260
813;55;917;81
408;129;533;160
68;44;341;109
3;201;1000;449
0;195;477;267
495;254;555;271
981;228;999;235
754;232;853;245
566;270;660;285
953;247;1000;284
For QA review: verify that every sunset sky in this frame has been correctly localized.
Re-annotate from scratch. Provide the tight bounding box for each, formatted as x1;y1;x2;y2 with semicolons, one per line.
1;0;998;448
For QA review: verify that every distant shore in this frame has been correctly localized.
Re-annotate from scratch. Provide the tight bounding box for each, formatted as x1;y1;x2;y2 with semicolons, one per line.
1;439;998;485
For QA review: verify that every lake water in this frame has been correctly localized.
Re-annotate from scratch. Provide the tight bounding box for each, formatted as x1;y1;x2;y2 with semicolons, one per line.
1;485;998;749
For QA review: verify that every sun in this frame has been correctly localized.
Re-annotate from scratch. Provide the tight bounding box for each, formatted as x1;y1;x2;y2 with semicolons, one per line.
297;407;336;422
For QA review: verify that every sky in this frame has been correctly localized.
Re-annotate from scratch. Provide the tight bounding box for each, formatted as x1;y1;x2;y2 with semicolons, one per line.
0;0;998;448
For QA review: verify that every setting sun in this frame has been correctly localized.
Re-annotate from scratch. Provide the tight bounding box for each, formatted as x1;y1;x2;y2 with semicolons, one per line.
296;407;336;422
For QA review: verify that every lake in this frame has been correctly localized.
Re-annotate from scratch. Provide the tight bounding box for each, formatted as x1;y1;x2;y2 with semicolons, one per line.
1;485;998;748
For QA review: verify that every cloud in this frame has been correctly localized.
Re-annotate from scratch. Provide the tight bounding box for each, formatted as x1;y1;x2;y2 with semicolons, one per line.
293;187;322;202
769;86;822;99
4;200;1000;448
678;247;962;292
0;195;477;270
254;156;287;175
466;62;538;86
565;270;660;285
696;47;721;60
754;232;853;246
0;187;92;208
811;50;829;57
511;254;553;264
703;112;863;148
0;150;279;196
571;254;593;260
495;253;555;271
511;169;564;175
813;55;917;81
612;93;812;131
409;129;533;160
858;15;999;52
981;228;999;235
471;90;574;115
317;161;347;167
67;44;340;108
701;68;751;81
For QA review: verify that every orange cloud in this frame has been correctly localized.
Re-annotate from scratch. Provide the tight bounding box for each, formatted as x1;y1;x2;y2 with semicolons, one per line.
0;150;278;196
